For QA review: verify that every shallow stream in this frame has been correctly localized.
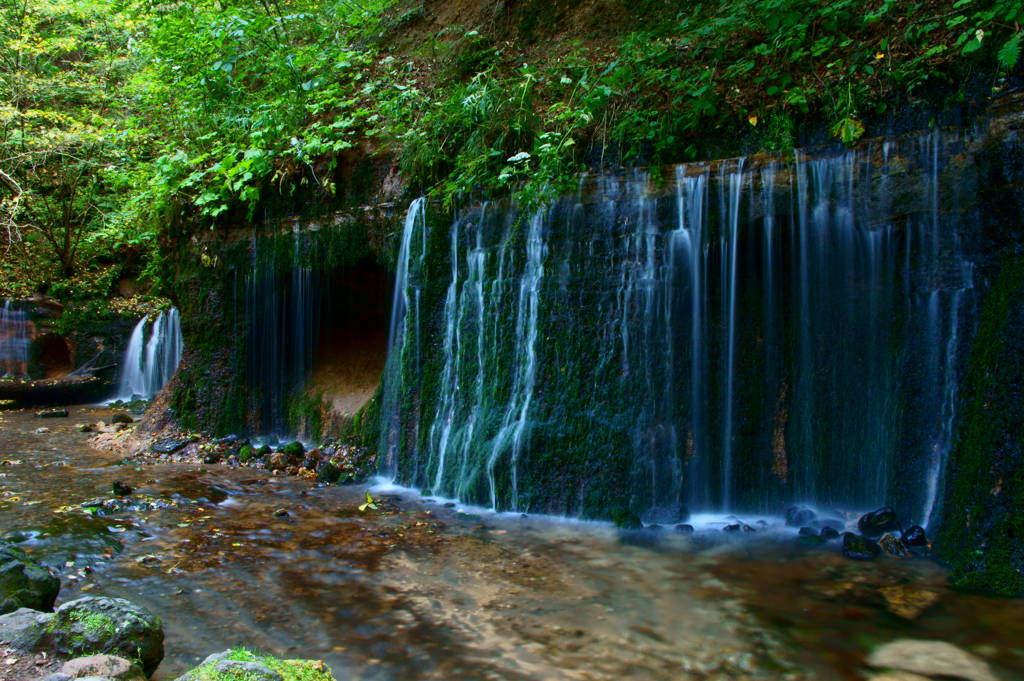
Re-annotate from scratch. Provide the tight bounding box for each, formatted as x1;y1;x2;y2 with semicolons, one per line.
2;407;1022;681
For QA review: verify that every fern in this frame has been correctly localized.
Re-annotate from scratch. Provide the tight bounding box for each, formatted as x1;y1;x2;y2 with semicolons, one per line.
997;33;1022;70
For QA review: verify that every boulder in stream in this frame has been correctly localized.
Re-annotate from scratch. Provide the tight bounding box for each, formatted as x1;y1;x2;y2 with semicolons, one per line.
901;525;929;548
857;507;901;537
36;409;69;418
0;542;60;614
841;532;882;560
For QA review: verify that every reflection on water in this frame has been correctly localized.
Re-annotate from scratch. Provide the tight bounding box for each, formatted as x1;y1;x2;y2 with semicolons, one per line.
1;407;1022;681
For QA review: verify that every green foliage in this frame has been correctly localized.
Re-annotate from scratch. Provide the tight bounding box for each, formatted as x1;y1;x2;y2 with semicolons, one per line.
358;490;378;512
3;0;1022;293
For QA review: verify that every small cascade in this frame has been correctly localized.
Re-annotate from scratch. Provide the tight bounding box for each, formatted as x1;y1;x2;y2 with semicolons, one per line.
0;300;32;378
381;132;979;522
113;308;183;401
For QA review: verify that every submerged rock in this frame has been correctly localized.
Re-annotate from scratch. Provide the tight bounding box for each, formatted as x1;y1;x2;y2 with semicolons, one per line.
111;481;133;497
0;542;60;614
841;532;881;561
673;524;695;534
857;507;901;537
785;506;816;527
798;526;817;537
36;409;69;418
878;585;942;620
867;639;998;681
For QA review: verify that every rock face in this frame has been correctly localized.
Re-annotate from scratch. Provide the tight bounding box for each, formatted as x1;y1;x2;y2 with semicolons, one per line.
938;254;1024;596
2;597;165;676
59;654;147;681
867;639;998;681
0;542;60;614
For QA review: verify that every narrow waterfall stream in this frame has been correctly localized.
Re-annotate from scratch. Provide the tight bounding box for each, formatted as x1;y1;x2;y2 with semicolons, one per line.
0;299;32;378
112;308;184;401
379;133;976;526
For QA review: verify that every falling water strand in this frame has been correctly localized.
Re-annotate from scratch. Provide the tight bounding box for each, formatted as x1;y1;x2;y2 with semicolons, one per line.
113;308;183;401
383;137;973;519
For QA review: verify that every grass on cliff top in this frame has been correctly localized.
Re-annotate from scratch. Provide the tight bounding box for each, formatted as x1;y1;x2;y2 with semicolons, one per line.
184;648;336;681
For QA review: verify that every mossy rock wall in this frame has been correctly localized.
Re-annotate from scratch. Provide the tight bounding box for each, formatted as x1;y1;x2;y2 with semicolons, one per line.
936;109;1024;596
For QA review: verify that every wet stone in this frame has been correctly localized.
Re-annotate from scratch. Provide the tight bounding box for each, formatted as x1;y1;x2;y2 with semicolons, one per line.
842;532;882;561
111;481;132;497
786;506;816;527
820;526;841;540
858;507;901;537
878;533;908;557
151;438;195;454
673;524;695;534
36;409;69;418
110;412;133;425
901;525;929;547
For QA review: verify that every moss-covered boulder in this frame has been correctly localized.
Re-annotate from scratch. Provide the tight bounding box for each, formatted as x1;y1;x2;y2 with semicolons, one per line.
938;255;1024;596
173;649;336;681
43;597;164;676
0;542;60;614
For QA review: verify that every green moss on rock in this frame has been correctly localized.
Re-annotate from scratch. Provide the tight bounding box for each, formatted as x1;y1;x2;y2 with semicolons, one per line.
938;255;1024;597
176;648;336;681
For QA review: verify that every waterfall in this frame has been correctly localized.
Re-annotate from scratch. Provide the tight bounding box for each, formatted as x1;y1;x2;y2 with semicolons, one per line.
382;134;976;522
113;308;183;401
0;300;32;378
379;197;427;474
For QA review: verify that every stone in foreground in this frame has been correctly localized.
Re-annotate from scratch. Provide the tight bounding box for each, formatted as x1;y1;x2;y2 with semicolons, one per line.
867;639;998;681
39;598;163;671
59;654;147;681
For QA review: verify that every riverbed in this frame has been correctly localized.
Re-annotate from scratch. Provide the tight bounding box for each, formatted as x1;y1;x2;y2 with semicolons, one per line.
2;406;1022;681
